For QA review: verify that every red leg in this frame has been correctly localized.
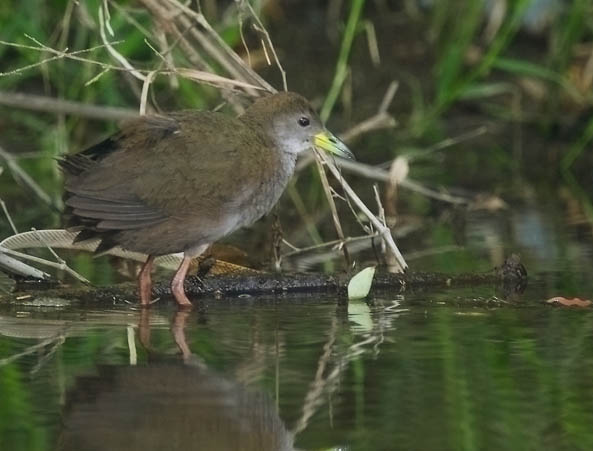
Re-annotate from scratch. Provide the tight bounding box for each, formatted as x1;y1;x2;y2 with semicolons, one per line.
171;256;193;308
138;255;155;307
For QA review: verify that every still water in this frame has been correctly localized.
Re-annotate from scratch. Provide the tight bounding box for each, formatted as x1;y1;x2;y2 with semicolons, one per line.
2;271;593;451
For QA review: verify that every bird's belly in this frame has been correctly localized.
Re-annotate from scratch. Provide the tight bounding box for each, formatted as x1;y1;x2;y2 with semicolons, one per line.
115;167;291;256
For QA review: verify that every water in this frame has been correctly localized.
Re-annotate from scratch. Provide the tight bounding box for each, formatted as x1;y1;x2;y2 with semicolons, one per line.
2;271;593;451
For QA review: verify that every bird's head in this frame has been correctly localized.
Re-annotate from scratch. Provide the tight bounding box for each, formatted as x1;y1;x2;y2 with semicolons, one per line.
243;92;355;159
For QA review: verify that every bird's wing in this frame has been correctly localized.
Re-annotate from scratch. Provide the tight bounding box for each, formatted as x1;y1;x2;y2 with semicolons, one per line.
60;112;265;233
60;115;182;233
132;111;267;214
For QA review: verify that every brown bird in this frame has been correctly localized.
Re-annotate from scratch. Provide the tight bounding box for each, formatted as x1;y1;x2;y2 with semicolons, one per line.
60;92;353;307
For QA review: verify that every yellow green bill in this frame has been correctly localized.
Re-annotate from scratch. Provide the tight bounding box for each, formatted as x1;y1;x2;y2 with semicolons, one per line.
314;130;355;160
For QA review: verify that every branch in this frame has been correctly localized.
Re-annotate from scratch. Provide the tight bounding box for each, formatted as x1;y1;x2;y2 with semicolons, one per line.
0;91;138;121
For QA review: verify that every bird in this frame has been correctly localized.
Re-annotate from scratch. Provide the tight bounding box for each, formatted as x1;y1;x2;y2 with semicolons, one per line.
60;92;354;307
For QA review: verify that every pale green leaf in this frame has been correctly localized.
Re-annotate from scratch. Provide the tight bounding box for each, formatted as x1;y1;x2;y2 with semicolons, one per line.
348;266;376;300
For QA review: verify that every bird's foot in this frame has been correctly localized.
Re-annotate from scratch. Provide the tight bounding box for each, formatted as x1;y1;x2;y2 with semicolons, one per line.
171;255;193;309
139;285;155;308
171;275;193;309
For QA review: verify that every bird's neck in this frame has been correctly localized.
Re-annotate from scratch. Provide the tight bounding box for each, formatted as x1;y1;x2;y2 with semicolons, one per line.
240;108;300;157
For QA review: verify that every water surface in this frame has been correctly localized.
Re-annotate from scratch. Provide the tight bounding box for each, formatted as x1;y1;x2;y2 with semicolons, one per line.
2;269;593;451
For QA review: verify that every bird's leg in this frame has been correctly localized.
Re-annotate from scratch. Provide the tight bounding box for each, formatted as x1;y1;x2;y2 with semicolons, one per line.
138;255;155;307
171;256;193;308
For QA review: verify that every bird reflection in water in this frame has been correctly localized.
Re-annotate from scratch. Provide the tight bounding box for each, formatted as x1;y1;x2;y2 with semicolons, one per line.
57;310;295;451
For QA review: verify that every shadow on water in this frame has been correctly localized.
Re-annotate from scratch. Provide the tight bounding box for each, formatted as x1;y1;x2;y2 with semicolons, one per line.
57;310;295;451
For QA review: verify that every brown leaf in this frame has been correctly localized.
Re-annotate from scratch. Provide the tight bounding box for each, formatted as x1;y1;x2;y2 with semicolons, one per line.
546;296;592;308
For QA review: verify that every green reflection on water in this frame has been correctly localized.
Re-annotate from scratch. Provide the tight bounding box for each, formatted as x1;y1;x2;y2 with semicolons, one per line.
0;294;592;451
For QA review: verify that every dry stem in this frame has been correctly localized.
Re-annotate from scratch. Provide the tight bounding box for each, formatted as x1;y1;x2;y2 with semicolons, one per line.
318;152;408;272
0;91;138;120
0;145;54;208
314;149;351;267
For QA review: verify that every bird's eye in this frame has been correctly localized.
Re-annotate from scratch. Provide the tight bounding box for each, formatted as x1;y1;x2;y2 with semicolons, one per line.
298;116;310;127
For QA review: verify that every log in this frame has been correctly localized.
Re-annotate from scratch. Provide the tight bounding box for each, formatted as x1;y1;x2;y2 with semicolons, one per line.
2;255;527;306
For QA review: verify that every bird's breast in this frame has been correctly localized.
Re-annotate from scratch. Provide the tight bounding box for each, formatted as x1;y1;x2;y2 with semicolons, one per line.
237;149;296;226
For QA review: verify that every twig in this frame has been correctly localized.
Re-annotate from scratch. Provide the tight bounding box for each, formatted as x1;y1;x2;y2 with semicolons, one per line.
318;152;407;272
0;145;55;208
313;149;351;266
401;125;489;163
0;334;65;368
237;13;252;68
0;252;51;280
284;235;378;270
364;20;381;66
2;35;256;96
281;238;300;252
0;38;124;76
84;67;112;87
292;316;338;435
140;71;157;115
242;0;288;91
374;183;393;264
29;228;92;285
0;247;90;285
259;37;271;65
342;80;399;142
30;335;66;375
336;158;469;204
282;233;381;259
379;80;399;113
0;229;183;271
341;112;397;142
373;184;387;228
152;30;180;89
98;5;146;81
0;197;18;235
107;0;153;38
163;0;275;93
0;91;138;120
174;68;264;91
291;312;387;437
287;183;324;246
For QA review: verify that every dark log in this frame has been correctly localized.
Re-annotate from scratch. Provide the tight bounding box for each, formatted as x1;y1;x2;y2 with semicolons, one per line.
1;255;527;306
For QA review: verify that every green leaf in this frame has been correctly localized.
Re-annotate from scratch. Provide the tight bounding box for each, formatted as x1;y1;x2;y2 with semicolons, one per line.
348;266;376;300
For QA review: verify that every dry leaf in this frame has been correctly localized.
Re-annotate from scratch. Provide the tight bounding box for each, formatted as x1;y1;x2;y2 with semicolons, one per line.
546;296;592;308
